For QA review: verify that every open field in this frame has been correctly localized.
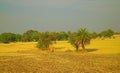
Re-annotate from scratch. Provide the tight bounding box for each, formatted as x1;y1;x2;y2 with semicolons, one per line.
0;52;120;73
0;35;120;72
1;35;120;54
52;35;120;54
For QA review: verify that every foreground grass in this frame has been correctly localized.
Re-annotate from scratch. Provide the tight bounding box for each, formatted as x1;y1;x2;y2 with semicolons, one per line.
0;51;120;73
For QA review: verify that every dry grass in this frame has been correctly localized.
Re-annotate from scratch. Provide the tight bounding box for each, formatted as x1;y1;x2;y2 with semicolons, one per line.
0;35;120;72
0;35;120;54
0;42;37;53
86;36;120;54
51;36;120;54
0;52;120;73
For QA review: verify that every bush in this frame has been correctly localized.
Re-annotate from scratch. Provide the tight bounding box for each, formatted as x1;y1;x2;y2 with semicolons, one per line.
37;32;52;50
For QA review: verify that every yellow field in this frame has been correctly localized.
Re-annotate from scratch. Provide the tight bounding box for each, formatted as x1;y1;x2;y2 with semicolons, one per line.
86;37;120;54
0;35;120;54
51;35;120;54
0;42;37;53
0;35;120;72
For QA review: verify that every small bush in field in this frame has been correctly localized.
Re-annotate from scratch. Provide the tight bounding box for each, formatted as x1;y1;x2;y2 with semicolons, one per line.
37;32;52;50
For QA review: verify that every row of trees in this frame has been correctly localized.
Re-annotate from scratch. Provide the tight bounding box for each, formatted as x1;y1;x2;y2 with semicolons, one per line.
0;30;69;43
0;28;115;51
37;28;115;51
0;33;21;43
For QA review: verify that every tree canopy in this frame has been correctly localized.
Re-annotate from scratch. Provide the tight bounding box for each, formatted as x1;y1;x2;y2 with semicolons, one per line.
99;29;114;38
0;32;16;43
22;30;40;42
37;32;52;50
69;28;91;51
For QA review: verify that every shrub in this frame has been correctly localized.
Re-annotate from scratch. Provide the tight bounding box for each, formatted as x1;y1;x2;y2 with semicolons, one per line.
37;32;52;50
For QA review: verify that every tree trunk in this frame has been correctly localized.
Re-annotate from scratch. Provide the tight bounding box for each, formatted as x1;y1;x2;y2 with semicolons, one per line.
75;45;79;51
76;47;79;51
81;40;85;50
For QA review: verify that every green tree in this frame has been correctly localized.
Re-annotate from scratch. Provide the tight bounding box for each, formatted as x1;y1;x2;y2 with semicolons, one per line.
67;31;72;37
31;32;40;41
48;32;57;42
107;29;114;38
56;32;68;41
99;29;114;38
37;32;52;50
22;30;39;42
69;33;80;51
0;32;16;43
69;28;91;51
90;32;98;39
15;34;22;42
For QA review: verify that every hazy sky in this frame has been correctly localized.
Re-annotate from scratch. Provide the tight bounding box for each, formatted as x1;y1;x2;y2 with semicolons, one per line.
0;0;120;33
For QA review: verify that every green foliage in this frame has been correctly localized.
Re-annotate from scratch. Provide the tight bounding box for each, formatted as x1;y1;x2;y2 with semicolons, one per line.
67;31;72;37
31;32;40;42
0;32;16;43
90;32;98;39
48;32;57;42
56;32;68;41
22;30;40;42
77;28;91;42
15;34;22;42
69;33;80;51
77;28;91;50
99;29;114;38
69;28;91;51
37;32;52;50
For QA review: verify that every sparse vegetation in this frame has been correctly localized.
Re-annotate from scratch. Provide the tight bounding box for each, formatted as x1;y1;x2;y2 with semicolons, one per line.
0;28;120;72
0;34;120;72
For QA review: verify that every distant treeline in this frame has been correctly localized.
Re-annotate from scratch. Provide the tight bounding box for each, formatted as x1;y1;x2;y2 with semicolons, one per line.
0;29;116;44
